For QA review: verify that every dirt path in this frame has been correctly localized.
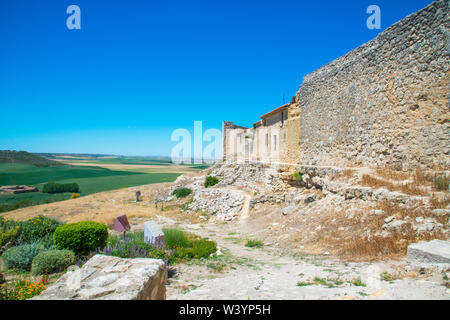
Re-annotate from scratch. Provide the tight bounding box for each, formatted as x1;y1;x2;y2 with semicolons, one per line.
148;216;450;300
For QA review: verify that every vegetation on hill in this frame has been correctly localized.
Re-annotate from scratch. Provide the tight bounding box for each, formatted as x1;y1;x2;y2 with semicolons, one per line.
0;163;183;213
204;176;219;188
172;187;192;198
0;151;62;168
42;182;80;194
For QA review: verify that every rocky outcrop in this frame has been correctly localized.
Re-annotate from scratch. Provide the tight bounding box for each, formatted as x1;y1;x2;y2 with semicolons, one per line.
33;255;167;300
210;162;285;193
186;188;244;221
407;240;450;266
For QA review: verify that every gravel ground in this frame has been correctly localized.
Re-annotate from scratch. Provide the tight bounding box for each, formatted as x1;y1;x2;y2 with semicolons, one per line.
144;217;450;300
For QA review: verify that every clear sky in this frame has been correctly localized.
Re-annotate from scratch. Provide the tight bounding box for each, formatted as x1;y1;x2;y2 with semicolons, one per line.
0;0;434;157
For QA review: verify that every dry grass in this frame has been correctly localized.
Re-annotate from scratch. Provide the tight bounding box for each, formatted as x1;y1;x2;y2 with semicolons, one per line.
378;199;448;225
375;166;410;181
429;194;450;209
301;198;449;261
330;169;355;181
370;166;449;194
432;174;449;191
361;173;428;196
339;230;446;261
341;169;355;179
337;199;448;260
0;182;177;224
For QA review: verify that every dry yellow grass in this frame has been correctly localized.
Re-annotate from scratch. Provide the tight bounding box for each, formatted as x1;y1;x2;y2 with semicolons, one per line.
339;230;446;261
0;183;167;224
329;168;355;181
430;194;450;209
361;174;428;196
341;169;355;179
375;166;410;181
368;166;449;194
287;197;448;261
0;178;207;227
336;199;447;260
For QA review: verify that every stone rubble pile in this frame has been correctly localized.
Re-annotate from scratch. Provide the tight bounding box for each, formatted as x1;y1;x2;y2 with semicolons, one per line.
186;188;244;221
209;162;285;193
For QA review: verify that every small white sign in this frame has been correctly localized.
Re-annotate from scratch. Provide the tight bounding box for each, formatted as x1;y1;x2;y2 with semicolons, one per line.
144;221;164;245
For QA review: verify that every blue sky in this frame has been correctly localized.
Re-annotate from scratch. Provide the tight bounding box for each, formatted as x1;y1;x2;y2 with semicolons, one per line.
0;0;434;157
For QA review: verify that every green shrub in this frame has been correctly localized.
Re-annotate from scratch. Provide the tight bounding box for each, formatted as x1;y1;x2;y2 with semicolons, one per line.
351;278;366;287
292;171;302;181
245;240;264;248
33;234;56;251
17;215;63;243
53;221;108;256
170;239;217;262
31;250;75;275
43;182;79;194
101;231;171;263
2;242;42;271
94;228;217;265
0;217;21;247
172;187;192;198
163;228;190;249
0;227;20;247
162;228;217;262
0;216;20;232
204;176;219;188
189;239;217;259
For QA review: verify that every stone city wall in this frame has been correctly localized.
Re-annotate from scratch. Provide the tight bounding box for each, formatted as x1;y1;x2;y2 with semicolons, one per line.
294;0;449;170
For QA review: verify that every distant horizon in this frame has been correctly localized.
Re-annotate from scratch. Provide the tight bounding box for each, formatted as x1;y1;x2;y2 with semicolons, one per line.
1;150;220;164
34;151;219;162
0;0;434;156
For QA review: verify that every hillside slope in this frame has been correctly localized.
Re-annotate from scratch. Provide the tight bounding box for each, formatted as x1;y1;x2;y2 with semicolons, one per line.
0;150;63;168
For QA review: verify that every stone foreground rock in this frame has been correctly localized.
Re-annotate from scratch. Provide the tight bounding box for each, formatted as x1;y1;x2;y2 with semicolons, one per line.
407;240;450;266
33;255;167;300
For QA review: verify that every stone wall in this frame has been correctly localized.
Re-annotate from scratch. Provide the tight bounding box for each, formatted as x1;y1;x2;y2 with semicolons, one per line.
286;98;302;165
294;0;449;170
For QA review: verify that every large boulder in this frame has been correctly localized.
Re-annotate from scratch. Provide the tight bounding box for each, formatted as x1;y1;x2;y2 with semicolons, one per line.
32;255;167;300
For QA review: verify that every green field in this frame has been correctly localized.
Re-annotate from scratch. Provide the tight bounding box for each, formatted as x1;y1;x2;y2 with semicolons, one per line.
0;163;183;211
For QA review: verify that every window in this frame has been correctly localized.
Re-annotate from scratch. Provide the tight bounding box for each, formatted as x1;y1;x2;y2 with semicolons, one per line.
265;133;268;147
273;135;277;151
281;112;284;127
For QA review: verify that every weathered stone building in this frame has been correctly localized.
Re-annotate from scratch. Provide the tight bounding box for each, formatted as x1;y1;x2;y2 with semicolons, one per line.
223;0;449;170
223;103;291;164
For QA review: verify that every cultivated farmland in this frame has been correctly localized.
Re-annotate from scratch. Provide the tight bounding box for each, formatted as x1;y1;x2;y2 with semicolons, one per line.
0;155;209;213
